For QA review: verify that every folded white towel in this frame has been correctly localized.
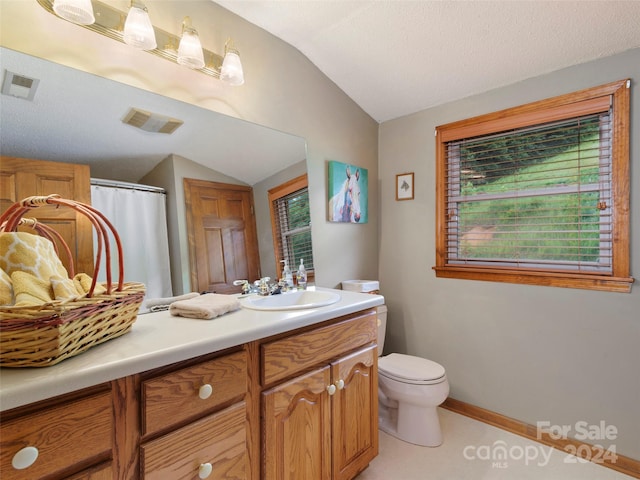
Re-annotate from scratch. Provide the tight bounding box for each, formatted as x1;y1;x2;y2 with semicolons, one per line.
145;292;200;309
169;293;240;320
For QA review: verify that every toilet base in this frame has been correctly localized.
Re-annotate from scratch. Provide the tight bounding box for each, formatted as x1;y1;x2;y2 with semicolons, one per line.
378;402;444;447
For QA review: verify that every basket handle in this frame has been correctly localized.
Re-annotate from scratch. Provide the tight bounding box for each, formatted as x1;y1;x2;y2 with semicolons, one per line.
0;194;124;296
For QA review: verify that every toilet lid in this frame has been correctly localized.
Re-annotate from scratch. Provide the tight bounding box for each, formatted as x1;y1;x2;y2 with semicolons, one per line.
378;353;445;383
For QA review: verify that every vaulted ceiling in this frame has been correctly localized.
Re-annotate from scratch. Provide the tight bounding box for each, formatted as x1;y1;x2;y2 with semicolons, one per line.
216;1;640;123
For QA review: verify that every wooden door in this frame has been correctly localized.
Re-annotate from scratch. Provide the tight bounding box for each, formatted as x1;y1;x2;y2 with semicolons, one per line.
184;178;260;294
262;366;332;480
0;156;93;275
332;345;379;480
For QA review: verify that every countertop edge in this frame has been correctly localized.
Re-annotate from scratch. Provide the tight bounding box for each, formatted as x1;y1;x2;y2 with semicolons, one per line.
0;288;384;411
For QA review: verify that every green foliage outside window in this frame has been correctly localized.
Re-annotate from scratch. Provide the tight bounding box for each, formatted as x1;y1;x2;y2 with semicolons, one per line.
454;116;606;264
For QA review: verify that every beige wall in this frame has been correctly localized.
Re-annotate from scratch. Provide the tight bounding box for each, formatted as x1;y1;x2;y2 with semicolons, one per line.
0;0;379;289
378;48;640;459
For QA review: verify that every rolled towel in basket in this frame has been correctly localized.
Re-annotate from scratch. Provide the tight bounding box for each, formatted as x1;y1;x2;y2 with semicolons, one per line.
11;270;54;306
145;292;200;312
73;273;107;296
0;232;68;280
169;293;240;320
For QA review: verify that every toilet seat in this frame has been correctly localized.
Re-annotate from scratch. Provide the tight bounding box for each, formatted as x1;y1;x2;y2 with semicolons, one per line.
379;353;446;385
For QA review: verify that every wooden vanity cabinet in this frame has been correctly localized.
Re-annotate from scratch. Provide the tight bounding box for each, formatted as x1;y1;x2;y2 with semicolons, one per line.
0;307;379;480
260;310;379;480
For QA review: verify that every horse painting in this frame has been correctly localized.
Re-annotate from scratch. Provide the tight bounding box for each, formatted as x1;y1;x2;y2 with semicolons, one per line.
329;164;364;223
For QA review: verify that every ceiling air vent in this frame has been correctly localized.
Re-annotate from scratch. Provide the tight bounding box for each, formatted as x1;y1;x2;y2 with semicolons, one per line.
1;70;40;101
122;107;183;134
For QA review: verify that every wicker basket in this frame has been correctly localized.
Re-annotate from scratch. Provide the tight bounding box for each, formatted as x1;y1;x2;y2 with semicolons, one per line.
0;195;145;367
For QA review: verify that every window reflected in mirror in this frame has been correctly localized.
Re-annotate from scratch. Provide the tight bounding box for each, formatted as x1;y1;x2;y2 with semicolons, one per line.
269;174;314;283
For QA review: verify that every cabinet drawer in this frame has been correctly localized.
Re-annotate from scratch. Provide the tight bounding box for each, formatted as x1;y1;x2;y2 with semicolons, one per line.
142;350;247;435
0;391;112;480
262;310;377;385
141;401;247;480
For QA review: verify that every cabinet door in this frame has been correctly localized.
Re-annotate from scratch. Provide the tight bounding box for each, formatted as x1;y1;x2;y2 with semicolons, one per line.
262;366;331;480
0;156;93;275
332;345;379;480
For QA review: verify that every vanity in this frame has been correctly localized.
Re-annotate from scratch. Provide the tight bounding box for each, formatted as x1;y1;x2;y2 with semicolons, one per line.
0;288;383;480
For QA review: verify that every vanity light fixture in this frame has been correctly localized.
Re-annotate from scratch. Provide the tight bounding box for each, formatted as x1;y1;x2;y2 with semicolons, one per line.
52;0;94;25
123;0;156;51
37;0;244;85
177;17;205;70
220;39;245;86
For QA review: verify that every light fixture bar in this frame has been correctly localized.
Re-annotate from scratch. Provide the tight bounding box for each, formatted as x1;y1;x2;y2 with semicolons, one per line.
37;0;225;79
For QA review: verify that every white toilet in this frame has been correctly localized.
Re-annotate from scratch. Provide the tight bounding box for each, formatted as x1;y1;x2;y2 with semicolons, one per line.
377;305;450;447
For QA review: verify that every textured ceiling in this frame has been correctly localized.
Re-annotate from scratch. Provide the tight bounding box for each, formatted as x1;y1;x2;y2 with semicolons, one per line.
215;0;640;123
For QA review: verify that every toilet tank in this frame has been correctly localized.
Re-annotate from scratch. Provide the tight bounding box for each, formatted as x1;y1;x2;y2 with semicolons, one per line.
341;279;380;294
377;305;387;356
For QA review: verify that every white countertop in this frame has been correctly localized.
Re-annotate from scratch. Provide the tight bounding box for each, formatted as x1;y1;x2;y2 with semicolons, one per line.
0;288;384;411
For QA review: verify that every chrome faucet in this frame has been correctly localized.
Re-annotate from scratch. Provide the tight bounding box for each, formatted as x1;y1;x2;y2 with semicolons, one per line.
234;277;279;296
233;279;254;295
257;277;271;295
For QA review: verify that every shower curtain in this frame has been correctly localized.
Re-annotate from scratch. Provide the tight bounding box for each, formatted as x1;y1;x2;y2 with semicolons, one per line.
91;182;172;312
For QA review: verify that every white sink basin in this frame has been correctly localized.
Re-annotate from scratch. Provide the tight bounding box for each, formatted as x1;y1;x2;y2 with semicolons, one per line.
240;289;341;311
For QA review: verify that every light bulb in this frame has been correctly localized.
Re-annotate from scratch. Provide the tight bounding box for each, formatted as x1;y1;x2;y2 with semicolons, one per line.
177;20;205;70
220;51;244;86
123;3;156;50
52;0;95;25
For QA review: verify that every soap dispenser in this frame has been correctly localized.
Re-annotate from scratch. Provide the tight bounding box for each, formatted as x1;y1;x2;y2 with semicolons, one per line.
281;260;294;288
296;258;307;290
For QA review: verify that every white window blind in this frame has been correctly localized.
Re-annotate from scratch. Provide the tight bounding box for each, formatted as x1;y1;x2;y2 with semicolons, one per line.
445;111;612;273
272;186;314;274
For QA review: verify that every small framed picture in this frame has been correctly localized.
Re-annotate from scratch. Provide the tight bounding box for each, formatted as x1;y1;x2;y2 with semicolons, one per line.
396;172;414;201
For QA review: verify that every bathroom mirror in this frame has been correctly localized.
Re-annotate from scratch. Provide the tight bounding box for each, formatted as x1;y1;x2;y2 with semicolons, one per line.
0;48;309;281
0;47;307;186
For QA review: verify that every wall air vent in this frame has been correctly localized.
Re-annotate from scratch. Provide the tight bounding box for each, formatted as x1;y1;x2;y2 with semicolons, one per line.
1;70;40;101
122;107;184;134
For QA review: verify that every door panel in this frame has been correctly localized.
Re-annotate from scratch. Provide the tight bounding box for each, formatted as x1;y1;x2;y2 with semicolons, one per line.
0;156;93;276
184;178;260;294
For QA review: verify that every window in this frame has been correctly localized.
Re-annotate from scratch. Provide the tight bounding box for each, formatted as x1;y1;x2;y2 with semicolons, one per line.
434;80;632;292
269;174;314;281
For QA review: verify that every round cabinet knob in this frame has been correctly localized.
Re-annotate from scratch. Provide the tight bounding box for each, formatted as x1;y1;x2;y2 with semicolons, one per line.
327;384;337;395
198;462;213;479
12;446;39;470
335;379;345;390
199;384;213;400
